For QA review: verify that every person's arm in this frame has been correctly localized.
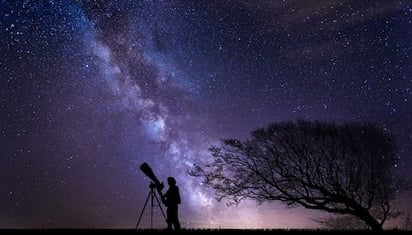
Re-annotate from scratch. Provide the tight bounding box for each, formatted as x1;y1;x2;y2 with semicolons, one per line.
177;187;181;204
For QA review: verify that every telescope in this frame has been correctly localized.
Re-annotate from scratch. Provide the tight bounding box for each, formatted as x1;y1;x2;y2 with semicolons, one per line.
140;162;164;192
136;162;167;229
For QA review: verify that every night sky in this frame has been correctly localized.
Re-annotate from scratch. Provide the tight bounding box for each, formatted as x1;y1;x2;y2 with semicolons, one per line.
1;0;412;229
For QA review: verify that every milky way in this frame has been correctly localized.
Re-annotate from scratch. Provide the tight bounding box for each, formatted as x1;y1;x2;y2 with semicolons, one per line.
1;0;412;229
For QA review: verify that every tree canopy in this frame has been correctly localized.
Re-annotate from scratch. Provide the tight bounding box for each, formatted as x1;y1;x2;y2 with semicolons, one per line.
190;120;408;231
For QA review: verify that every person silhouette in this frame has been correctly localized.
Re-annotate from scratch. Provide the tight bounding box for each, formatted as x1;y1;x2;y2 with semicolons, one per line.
162;176;181;230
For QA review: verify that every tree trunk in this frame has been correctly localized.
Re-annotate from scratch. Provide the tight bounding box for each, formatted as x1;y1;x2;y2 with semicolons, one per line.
359;212;383;231
366;219;383;231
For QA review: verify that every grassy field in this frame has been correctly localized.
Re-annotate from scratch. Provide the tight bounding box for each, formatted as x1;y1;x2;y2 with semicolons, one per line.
0;228;411;234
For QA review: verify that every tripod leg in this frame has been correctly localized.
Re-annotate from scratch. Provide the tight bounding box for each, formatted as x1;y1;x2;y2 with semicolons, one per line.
150;191;154;229
135;191;151;229
153;191;167;223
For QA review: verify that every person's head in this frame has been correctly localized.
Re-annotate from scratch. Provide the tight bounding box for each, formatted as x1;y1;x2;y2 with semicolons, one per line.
167;177;176;186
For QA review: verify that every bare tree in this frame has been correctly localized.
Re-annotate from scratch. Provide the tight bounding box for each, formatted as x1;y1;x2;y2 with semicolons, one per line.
190;120;409;231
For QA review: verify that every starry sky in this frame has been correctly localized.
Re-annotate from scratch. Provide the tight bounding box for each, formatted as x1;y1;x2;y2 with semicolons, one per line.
1;0;412;229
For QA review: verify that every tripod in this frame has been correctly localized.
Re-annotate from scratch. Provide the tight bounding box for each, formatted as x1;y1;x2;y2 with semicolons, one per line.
135;184;167;229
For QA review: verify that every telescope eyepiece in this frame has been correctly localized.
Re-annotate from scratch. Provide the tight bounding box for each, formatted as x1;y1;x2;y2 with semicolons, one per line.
149;182;164;191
